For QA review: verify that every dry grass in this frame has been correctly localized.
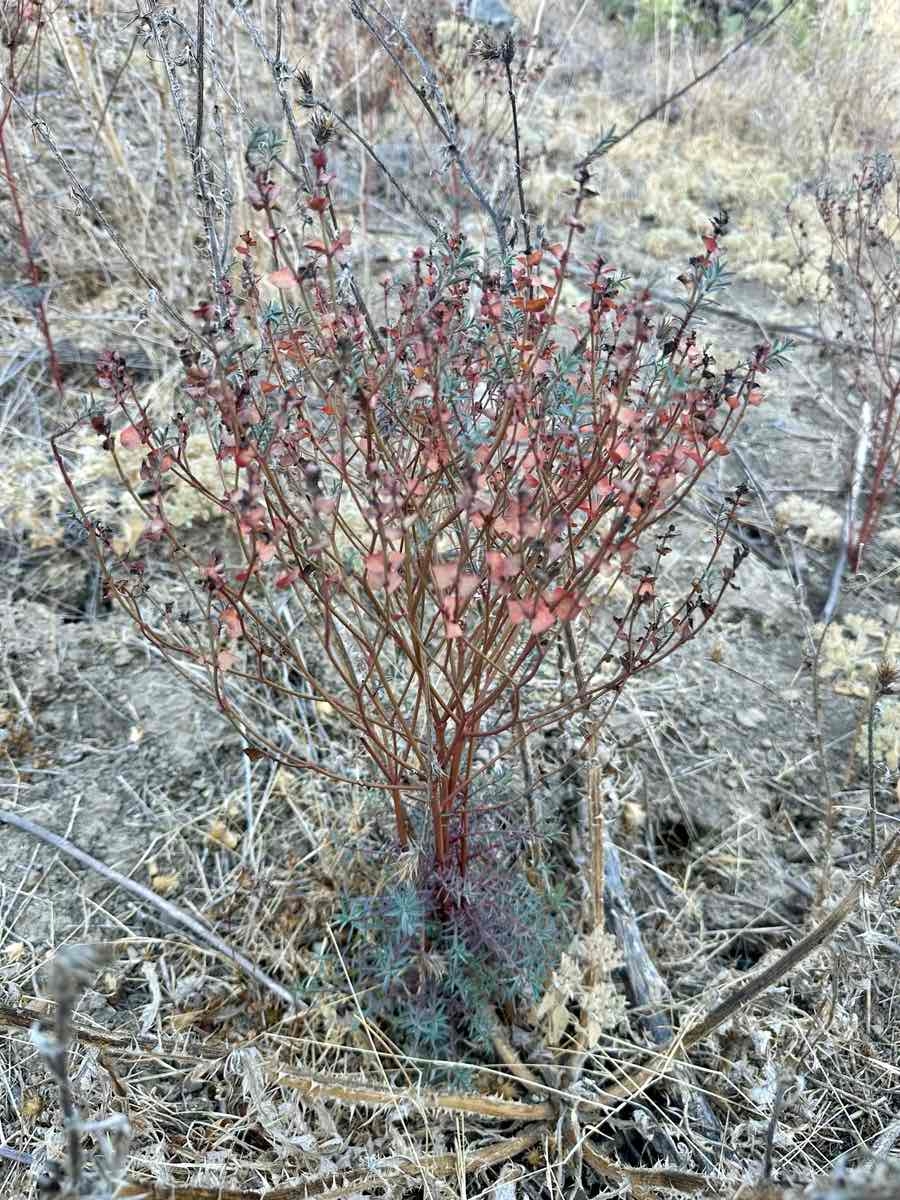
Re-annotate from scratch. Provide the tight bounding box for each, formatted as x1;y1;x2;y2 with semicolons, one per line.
3;0;900;1196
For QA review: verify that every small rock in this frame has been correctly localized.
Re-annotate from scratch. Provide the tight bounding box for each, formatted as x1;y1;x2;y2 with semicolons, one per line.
736;706;767;730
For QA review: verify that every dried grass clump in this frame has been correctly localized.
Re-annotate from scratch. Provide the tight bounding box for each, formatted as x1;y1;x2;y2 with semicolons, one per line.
814;613;900;772
815;614;892;697
2;401;224;556
774;494;843;550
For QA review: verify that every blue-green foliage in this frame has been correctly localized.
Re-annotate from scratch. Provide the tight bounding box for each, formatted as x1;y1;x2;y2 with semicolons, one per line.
337;784;568;1072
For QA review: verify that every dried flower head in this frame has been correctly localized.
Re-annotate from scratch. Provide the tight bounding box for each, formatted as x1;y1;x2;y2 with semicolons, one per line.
310;111;334;147
296;67;313;102
475;31;515;66
876;660;898;695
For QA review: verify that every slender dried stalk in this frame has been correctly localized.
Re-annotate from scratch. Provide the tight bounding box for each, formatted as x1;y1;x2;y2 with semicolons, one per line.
587;728;605;950
350;0;512;286
0;80;209;346
823;397;871;623
279;1069;554;1121
581;1140;716;1194
574;0;803;170
0;1000;225;1061
0;4;64;398
29;945;131;1197
684;829;900;1050
572;828;900;1108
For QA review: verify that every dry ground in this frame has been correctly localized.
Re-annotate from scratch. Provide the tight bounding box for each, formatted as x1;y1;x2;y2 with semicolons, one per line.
2;1;900;1198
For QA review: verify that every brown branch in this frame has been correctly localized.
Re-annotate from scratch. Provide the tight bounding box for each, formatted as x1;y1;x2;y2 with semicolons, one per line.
582;1140;717;1194
587;829;900;1109
0;1000;229;1062
646;288;900;363
681;828;900;1051
480;1005;548;1092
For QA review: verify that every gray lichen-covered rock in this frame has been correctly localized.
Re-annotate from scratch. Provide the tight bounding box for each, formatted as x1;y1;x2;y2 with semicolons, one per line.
466;0;515;28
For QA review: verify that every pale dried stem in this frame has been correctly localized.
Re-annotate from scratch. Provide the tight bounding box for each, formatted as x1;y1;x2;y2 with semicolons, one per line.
279;1069;553;1121
823;397;872;624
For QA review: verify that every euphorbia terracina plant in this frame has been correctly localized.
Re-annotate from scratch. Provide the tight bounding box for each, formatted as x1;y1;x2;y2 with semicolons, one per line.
55;137;782;915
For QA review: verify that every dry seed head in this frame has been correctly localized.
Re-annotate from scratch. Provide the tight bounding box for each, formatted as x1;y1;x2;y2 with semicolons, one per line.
876;660;898;694
311;111;334;147
474;33;500;61
475;32;515;66
296;67;314;105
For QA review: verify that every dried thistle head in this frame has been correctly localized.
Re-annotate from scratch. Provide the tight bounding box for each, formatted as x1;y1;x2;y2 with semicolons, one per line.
474;32;499;60
49;943;112;1005
474;31;514;65
296;67;313;103
310;111;334;147
876;660;898;695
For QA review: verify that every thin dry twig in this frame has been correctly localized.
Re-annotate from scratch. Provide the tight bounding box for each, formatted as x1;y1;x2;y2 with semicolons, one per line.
0;1000;229;1061
682;828;900;1049
823;397;872;624
568;829;900;1109
0;80;210;348
648;288;900;364
587;727;605;947
351;0;513;287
